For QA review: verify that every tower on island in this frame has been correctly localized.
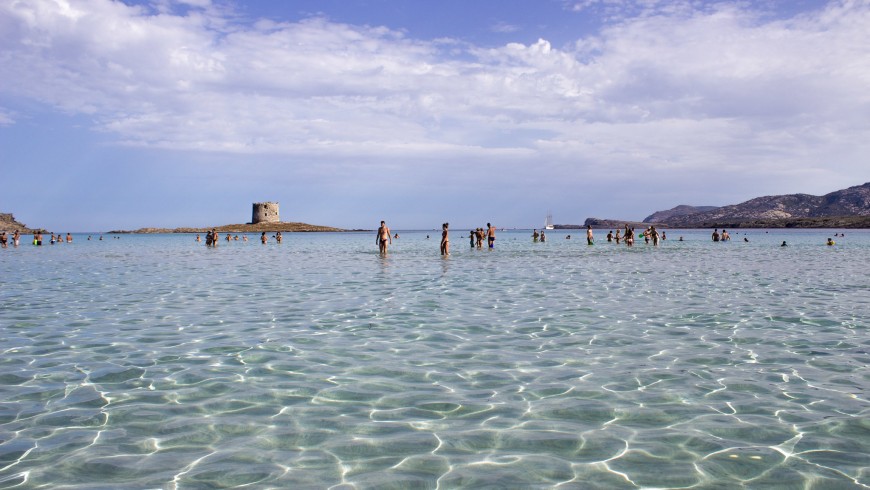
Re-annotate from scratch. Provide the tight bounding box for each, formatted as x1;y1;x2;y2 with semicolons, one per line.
251;202;280;224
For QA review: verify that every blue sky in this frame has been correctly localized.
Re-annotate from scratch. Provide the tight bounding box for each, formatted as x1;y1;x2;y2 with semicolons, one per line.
1;0;868;232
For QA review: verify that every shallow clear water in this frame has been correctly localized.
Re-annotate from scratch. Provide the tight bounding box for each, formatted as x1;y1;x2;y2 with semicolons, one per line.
1;229;868;489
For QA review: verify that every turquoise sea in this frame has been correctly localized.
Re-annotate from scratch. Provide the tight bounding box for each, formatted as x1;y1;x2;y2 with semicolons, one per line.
1;229;868;489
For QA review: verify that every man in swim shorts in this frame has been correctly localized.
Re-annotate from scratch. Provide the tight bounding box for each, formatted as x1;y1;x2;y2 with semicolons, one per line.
587;225;594;245
377;221;392;255
486;223;496;249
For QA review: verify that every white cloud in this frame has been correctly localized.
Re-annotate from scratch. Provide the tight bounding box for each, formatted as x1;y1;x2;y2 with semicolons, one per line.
1;0;868;197
490;21;520;33
0;106;14;125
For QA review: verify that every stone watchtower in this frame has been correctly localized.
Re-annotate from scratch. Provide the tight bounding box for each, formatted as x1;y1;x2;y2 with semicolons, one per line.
251;202;280;224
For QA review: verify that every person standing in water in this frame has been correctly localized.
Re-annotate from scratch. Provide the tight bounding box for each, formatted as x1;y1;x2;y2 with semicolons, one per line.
377;220;392;255
486;223;496;249
440;223;449;255
586;225;594;245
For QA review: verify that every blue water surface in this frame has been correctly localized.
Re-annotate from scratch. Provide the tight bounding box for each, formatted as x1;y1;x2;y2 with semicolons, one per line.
1;229;868;488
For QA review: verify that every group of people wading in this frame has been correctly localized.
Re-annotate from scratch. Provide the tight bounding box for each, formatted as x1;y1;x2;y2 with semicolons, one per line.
376;221;497;256
604;225;665;247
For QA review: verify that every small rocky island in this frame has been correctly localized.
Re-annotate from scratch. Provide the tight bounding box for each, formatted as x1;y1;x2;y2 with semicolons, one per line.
109;202;348;233
112;222;347;234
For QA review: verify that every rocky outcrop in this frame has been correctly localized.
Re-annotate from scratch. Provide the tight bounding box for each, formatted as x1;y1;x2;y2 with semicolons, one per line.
0;213;43;233
644;205;718;223
110;222;346;234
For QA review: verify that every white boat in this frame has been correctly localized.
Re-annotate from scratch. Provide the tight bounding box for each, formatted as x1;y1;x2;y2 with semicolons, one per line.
544;212;554;230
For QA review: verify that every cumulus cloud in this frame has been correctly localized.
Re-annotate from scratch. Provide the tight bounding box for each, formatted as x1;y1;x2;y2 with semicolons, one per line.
1;0;868;196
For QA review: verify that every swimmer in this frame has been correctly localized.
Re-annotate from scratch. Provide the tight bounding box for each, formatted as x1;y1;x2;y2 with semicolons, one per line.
712;229;720;242
196;234;201;242
744;237;749;242
826;237;835;246
615;229;621;244
650;225;659;246
469;231;475;248
276;231;282;244
532;229;539;242
540;230;546;242
0;231;7;248
606;231;613;242
66;233;73;243
587;225;594;245
781;241;787;247
261;231;267;244
377;221;391;254
487;223;496;249
13;231;20;246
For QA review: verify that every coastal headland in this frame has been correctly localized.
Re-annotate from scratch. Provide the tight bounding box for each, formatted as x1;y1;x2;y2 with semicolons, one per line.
0;213;45;234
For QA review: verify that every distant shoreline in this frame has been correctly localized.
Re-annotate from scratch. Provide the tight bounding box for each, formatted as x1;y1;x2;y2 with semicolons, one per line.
108;222;356;234
580;215;870;229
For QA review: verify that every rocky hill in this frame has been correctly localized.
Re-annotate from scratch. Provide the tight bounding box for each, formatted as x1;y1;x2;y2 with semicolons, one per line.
644;205;718;223
0;213;44;233
650;182;870;228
